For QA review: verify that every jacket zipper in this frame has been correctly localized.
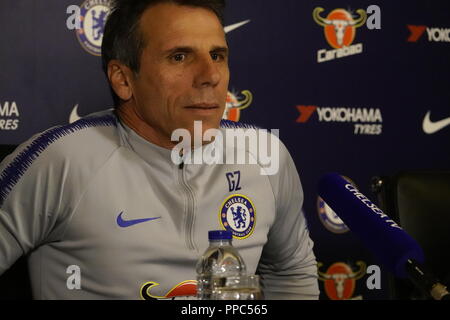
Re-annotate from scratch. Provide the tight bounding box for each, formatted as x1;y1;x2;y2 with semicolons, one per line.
178;161;197;251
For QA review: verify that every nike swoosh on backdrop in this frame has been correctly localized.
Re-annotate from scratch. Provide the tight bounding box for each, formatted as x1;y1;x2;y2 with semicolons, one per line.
69;104;81;124
116;212;161;228
422;111;450;134
224;20;251;34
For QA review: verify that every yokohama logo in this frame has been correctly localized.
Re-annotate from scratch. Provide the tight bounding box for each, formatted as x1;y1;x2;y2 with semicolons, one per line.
296;105;382;123
295;105;383;135
407;25;450;43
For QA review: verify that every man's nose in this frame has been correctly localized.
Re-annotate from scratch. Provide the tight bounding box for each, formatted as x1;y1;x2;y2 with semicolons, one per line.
193;56;221;88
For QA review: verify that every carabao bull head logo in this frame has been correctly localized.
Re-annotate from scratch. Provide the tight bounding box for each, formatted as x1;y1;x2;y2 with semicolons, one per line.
223;90;253;122
313;7;367;49
318;261;366;300
140;280;197;300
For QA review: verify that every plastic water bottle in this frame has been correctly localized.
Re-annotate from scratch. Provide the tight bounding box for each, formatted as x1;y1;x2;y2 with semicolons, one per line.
196;230;247;300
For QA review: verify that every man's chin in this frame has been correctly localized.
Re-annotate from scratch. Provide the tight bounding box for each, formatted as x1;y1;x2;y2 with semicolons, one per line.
188;116;221;129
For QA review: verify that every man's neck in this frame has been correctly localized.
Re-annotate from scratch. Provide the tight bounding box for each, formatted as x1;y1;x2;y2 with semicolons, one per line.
116;104;176;150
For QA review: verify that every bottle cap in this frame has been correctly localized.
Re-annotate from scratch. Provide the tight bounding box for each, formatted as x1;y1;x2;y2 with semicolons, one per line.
208;230;232;240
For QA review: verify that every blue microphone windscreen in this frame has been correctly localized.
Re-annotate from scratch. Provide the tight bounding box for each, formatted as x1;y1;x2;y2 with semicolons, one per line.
318;173;424;278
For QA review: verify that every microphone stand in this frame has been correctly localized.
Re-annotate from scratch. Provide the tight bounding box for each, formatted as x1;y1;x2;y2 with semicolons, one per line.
405;259;450;300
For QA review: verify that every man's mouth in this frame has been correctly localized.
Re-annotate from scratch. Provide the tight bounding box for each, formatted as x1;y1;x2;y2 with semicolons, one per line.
184;103;219;110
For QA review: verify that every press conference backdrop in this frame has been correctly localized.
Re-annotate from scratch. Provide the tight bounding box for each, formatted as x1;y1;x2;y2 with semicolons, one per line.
1;0;449;300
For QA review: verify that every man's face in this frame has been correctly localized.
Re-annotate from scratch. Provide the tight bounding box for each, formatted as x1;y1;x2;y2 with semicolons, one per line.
129;3;230;145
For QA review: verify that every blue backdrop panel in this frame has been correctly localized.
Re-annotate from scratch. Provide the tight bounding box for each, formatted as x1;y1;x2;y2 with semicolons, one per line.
1;0;449;300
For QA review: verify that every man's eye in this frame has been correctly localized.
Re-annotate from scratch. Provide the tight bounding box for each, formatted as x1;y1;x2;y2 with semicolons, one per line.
172;53;186;62
211;53;225;61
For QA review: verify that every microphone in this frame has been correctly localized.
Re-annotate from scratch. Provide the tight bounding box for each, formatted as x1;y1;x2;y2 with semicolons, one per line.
318;172;449;300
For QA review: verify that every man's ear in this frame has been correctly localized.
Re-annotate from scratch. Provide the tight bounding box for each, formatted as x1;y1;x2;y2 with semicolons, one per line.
107;60;134;101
